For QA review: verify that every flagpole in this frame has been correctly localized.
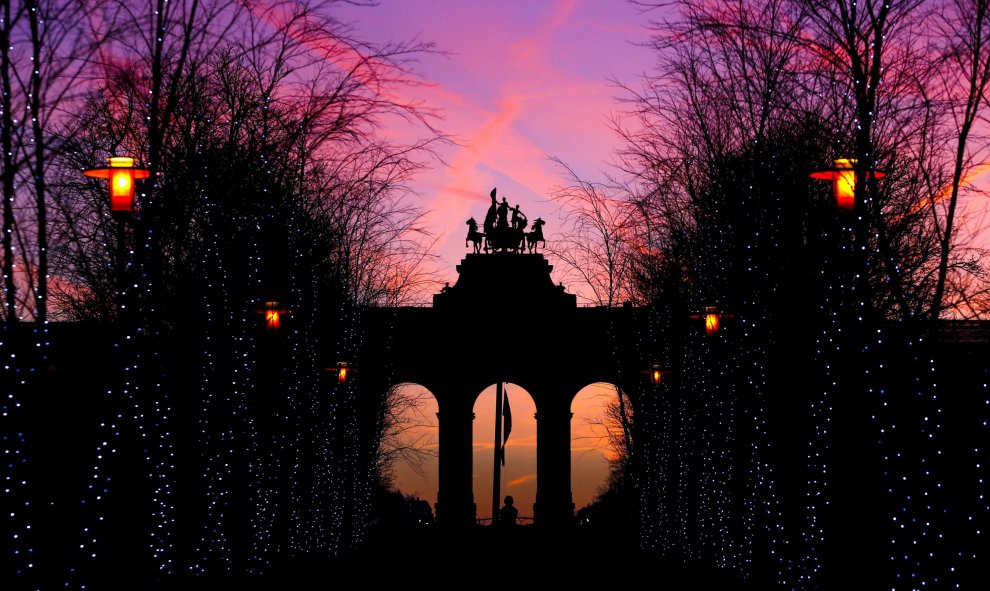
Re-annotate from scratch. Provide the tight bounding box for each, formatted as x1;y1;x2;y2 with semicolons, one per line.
491;381;503;526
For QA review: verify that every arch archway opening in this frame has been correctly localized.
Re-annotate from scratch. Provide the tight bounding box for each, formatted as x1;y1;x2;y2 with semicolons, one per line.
472;383;537;525
376;383;439;527
571;382;634;528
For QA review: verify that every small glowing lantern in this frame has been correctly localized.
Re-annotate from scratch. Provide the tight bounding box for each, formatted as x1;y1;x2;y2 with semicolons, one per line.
704;310;720;335
83;156;151;213
326;361;352;384
810;158;885;211
336;362;350;384
258;300;288;330
646;364;662;385
690;306;731;336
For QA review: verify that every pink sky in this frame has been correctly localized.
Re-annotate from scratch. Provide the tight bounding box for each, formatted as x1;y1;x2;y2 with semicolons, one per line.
332;0;657;285
331;0;656;515
334;1;990;513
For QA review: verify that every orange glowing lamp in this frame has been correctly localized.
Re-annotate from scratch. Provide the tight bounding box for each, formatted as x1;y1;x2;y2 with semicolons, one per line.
702;311;720;335
258;300;289;330
646;364;662;385
690;306;732;336
810;158;885;211
83;156;150;213
327;361;352;384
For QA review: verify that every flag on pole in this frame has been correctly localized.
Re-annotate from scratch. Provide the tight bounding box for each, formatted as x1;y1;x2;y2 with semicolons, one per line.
501;388;512;466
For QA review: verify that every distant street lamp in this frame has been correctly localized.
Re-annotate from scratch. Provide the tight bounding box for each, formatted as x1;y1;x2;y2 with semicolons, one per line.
690;306;731;336
810;158;885;211
258;300;289;331
326;361;352;384
83;155;150;319
83;156;150;213
645;364;663;385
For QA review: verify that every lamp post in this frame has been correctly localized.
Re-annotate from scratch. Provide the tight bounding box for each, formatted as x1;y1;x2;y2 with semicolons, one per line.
83;155;149;318
810;156;888;316
811;155;891;580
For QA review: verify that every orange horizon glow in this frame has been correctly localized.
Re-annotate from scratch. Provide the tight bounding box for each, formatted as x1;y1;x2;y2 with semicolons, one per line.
389;381;622;522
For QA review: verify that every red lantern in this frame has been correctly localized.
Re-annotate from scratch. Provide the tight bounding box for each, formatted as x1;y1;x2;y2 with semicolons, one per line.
810;158;885;211
83;156;150;213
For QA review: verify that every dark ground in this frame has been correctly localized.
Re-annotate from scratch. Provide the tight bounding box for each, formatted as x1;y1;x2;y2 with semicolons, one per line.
144;526;755;590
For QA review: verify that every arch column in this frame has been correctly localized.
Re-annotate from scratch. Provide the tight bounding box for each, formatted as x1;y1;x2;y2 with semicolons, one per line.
435;390;475;527
534;392;574;526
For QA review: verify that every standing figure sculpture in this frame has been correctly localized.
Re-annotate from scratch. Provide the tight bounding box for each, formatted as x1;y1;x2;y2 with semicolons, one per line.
496;197;510;229
510;204;527;231
484;188;498;236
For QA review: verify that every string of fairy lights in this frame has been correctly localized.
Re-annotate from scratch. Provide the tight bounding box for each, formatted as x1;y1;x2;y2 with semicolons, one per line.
193;176;234;572
633;299;665;555
5;13;990;591
0;354;35;579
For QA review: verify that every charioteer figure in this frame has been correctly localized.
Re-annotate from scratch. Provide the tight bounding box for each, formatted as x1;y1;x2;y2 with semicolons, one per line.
496;197;510;229
464;188;547;254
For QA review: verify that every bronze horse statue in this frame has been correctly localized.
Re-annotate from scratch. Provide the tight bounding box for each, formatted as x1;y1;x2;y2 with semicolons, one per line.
525;218;546;252
465;217;484;253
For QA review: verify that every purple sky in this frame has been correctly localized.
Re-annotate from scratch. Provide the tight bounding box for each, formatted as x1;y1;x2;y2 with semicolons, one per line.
333;0;659;286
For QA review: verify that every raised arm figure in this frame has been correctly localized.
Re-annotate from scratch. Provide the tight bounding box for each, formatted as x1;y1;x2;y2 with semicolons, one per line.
510;204;527;231
496;197;509;229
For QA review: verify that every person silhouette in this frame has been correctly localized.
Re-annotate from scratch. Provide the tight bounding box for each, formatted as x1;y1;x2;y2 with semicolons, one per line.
496;197;510;229
510;204;527;231
498;495;518;526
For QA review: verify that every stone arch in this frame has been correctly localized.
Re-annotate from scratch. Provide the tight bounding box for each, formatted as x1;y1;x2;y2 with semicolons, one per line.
357;253;647;527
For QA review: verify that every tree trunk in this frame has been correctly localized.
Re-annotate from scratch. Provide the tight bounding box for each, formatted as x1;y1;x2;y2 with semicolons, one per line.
1;0;17;323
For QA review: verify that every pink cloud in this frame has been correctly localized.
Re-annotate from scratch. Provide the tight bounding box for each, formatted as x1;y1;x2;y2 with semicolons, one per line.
291;0;656;288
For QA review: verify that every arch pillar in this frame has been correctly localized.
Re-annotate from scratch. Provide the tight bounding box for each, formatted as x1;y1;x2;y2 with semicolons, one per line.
435;390;475;527
534;391;574;526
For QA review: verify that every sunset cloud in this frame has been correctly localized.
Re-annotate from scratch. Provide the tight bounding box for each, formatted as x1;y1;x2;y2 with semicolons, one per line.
330;0;653;278
332;2;655;518
507;474;537;488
